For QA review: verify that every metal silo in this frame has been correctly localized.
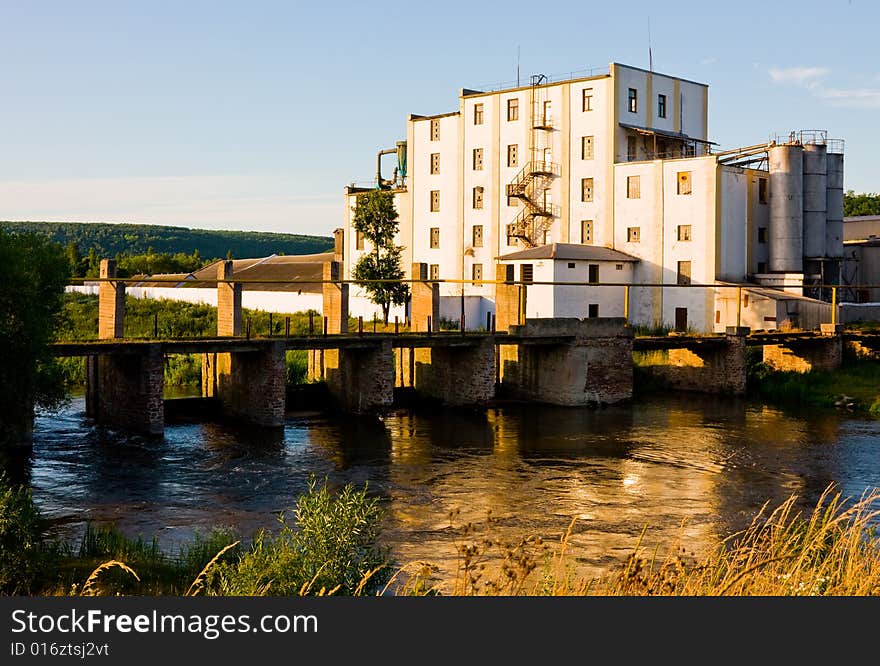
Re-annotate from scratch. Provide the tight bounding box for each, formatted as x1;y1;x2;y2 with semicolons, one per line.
825;149;844;259
768;143;804;273
802;143;827;259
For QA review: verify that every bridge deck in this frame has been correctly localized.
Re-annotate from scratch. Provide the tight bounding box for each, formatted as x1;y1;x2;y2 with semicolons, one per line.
50;330;880;357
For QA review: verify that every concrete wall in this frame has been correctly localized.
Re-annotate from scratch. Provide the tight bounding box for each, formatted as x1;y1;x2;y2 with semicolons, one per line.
762;329;842;373
204;343;286;427
637;330;748;395
86;346;164;435
411;338;495;405
500;318;633;405
840;303;880;324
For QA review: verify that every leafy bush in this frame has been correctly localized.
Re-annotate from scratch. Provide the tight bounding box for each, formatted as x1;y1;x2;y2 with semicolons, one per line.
0;473;46;594
208;479;391;596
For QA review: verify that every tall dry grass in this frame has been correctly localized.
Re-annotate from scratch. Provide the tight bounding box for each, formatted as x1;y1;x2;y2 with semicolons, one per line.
393;484;880;596
71;484;880;596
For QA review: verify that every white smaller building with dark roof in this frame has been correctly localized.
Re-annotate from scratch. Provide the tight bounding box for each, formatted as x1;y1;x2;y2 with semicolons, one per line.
497;243;637;319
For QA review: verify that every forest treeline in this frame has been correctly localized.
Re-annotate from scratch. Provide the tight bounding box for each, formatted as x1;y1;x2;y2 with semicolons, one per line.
0;221;333;277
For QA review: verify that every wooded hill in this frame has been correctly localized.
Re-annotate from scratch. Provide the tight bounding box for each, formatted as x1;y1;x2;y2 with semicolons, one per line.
0;221;333;259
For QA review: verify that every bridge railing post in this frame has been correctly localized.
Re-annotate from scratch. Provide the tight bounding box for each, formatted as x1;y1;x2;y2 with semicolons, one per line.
98;259;125;339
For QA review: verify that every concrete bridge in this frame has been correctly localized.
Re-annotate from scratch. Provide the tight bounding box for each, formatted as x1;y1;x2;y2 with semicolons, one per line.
50;259;879;436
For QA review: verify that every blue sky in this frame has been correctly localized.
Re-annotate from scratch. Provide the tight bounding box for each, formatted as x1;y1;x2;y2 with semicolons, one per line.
1;0;877;236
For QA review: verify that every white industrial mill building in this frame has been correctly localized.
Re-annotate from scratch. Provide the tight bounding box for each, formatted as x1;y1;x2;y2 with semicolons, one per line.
342;61;845;332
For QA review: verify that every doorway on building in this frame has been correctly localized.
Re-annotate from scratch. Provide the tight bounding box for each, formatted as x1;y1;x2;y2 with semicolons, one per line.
674;307;688;332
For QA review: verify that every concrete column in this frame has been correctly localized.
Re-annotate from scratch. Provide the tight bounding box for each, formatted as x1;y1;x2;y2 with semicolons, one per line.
323;261;349;334
217;260;242;337
762;325;842;373
639;327;748;395
211;341;287;427
411;338;496;405
410;262;439;332
98;259;125;339
333;228;345;261
494;265;525;332
322;339;394;413
85;345;164;435
500;318;633;405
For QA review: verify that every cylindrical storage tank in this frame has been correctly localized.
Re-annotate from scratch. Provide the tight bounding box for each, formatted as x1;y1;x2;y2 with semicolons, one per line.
802;143;827;259
825;151;844;259
768;144;804;273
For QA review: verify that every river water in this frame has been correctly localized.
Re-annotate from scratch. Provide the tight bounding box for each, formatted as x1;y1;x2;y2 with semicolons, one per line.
6;394;880;585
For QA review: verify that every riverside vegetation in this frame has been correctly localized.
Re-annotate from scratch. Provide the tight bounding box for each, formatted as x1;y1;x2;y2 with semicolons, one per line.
2;472;880;596
56;293;322;388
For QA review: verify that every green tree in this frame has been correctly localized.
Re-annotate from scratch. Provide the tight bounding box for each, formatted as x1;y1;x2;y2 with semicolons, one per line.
0;230;69;446
350;190;409;323
844;190;880;217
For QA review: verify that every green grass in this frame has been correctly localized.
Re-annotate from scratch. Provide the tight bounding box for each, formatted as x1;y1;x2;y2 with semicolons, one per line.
749;358;880;414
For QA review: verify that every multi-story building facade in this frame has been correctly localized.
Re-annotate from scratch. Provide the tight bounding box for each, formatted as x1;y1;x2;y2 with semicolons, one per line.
342;62;844;332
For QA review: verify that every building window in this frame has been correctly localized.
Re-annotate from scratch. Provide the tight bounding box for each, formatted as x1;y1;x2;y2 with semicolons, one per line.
430;119;440;141
542;229;551;245
507;195;518;207
581;177;594;202
582;88;593;112
506;224;519;245
430;190;440;212
355;230;364;251
677;224;692;241
507;98;519;121
628;88;638;113
568;262;576;269
716;310;721;324
677;171;692;195
472;224;483;247
758;178;768;204
473;147;484;170
677;260;692;285
627;227;641;243
507;144;518;167
472;263;483;285
474;103;484;125
588;304;599;318
757;261;767;273
429;264;440;281
582;135;594;160
743;294;749;308
429;227;440;249
658;94;667;118
627;175;641;199
521;264;533;284
588;264;599;284
581;219;593;244
758;227;768;244
430;152;440;175
472;187;484;210
627;135;637;161
615;263;623;270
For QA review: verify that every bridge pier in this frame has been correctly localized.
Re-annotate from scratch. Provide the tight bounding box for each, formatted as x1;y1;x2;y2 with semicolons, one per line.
762;324;842;373
638;327;748;395
85;345;164;435
409;339;496;405
312;340;394;413
499;318;633;405
201;341;287;427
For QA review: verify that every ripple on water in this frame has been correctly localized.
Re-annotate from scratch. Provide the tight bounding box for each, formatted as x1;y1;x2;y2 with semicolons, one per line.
11;394;880;584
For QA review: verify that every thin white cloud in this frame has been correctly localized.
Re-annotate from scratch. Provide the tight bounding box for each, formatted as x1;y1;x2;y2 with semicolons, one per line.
767;66;829;84
0;174;342;235
767;65;880;109
820;87;880;109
